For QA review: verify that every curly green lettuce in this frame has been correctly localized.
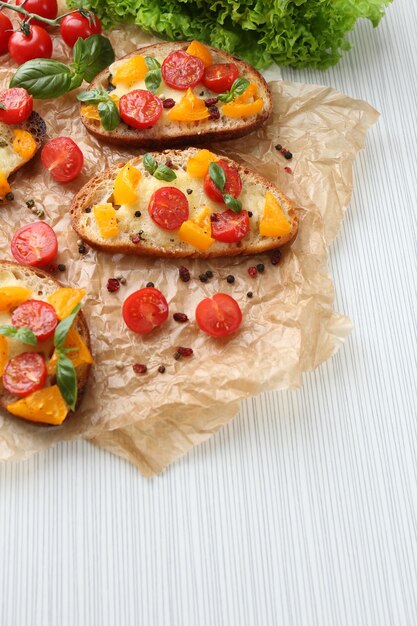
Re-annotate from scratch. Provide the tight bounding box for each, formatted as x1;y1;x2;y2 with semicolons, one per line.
68;0;393;69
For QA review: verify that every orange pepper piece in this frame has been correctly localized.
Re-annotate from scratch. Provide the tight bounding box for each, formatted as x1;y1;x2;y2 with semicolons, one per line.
0;286;31;311
186;150;218;177
6;385;69;425
259;192;292;237
13;130;37;162
0;335;8;377
48;288;86;320
112;56;148;85
168;89;210;122
186;41;213;67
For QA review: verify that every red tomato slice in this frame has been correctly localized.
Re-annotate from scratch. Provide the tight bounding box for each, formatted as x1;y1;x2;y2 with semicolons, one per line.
204;159;242;203
210;209;250;243
2;352;47;397
11;222;58;267
41;137;84;182
119;90;163;130
12;300;58;342
203;63;239;93
162;50;204;90
148;187;189;230
59;11;101;47
0;12;13;55
122;287;169;334
8;25;52;65
16;0;58;27
196;293;242;337
0;88;33;126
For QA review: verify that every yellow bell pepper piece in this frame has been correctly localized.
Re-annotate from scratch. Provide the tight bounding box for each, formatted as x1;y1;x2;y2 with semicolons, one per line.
186;150;218;178
13;129;37;162
178;220;214;251
113;163;141;205
259;192;292;237
0;335;8;377
0;286;31;311
112;56;148;85
48;325;93;375
81;94;119;121
0;170;11;199
195;206;212;232
168;89;210;122
48;288;86;320
222;98;264;118
93;203;119;239
7;385;69;426
186;40;213;67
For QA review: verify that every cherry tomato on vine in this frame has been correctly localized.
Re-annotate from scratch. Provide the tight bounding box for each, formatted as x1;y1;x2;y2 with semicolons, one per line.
15;0;58;27
60;11;102;48
0;88;33;125
8;24;52;64
196;293;242;338
0;12;13;55
11;222;58;267
41;137;84;182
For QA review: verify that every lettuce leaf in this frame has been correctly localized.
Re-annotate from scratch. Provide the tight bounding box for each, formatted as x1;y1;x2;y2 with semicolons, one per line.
68;0;393;69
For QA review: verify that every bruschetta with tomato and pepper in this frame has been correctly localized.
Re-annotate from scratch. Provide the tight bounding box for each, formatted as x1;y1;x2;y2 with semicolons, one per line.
0;261;93;425
78;41;273;148
70;148;298;258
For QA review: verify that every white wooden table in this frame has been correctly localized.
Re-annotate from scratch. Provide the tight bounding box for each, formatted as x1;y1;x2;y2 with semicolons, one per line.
0;2;416;624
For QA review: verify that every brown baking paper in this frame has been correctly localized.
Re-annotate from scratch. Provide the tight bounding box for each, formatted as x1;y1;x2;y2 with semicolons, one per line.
0;25;378;473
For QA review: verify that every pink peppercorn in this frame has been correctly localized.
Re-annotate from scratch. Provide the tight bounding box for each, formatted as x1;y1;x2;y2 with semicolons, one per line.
107;278;120;293
248;266;257;278
133;363;147;374
177;346;193;357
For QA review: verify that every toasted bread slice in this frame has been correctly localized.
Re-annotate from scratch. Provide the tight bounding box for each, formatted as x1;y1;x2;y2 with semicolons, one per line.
0;112;46;199
70;148;298;259
0;261;92;423
81;41;272;148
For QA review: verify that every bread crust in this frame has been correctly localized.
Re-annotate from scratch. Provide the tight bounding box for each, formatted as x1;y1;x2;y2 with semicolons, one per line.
0;261;92;423
81;42;273;148
70;148;299;258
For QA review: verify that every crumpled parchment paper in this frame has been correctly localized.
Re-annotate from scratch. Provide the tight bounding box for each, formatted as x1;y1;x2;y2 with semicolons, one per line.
0;25;379;474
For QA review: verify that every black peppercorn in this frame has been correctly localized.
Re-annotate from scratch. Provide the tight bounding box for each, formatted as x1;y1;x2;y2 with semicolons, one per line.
247;291;253;298
158;365;166;373
256;263;265;273
226;274;235;284
57;264;66;272
134;210;142;217
146;281;155;288
205;270;213;278
199;273;208;283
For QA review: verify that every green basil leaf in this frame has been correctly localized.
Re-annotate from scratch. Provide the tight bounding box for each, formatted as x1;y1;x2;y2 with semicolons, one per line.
10;60;74;99
0;325;37;346
209;162;226;191
154;164;177;182
143;153;157;175
77;88;110;104
223;194;242;213
145;69;162;93
145;56;161;70
72;36;86;68
56;353;77;411
98;100;120;131
218;77;250;103
73;34;115;83
54;303;82;352
68;73;84;91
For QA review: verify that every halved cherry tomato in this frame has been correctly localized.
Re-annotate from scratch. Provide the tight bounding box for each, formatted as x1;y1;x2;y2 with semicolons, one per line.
210;209;249;243
203;159;242;203
8;25;52;65
0;12;13;55
122;287;169;334
0;88;33;125
41;137;84;182
119;89;163;130
16;0;58;27
148;187;189;230
12;300;58;342
196;293;242;337
60;11;101;48
162;50;204;90
11;222;58;267
2;352;47;397
203;63;239;94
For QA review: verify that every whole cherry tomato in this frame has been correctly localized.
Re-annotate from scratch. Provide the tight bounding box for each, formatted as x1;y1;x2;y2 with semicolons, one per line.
0;88;33;125
60;11;101;48
0;12;13;55
8;24;52;64
15;0;58;27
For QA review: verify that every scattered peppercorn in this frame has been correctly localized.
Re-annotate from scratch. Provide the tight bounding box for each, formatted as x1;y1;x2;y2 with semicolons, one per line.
208;105;220;120
173;351;181;360
271;249;282;265
179;266;190;282
247;291;253;298
120;277;127;285
134;210;141;217
177;346;193;357
57;263;66;272
205;270;213;278
35;208;45;218
115;361;124;370
280;148;287;155
199;91;205;97
275;144;282;151
133;363;147;374
78;244;87;254
248;211;253;217
186;188;193;195
199;272;208;283
284;166;292;174
162;98;175;109
256;263;265;273
173;312;188;323
284;151;293;160
85;207;91;213
248;266;257;278
226;274;235;284
165;158;174;168
205;96;218;106
131;234;141;244
25;199;35;208
5;192;14;201
158;365;166;373
107;278;120;293
146;281;155;288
